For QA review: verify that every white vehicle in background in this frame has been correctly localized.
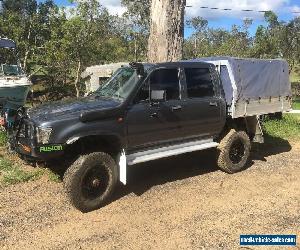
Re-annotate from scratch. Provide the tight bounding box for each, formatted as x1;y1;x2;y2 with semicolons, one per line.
0;38;32;110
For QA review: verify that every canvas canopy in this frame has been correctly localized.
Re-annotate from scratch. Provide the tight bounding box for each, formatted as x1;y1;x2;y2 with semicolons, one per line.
0;38;16;49
191;57;292;104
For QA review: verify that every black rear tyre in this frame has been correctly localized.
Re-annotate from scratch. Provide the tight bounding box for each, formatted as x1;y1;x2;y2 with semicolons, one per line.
217;129;251;174
63;152;118;212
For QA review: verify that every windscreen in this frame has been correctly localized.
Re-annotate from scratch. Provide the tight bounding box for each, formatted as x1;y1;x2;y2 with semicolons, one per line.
95;67;139;100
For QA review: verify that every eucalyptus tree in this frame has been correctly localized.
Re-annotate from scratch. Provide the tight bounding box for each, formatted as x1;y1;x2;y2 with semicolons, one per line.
148;0;186;62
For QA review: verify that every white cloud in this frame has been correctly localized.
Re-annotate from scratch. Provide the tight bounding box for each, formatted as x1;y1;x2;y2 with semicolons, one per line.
64;0;300;20
290;5;300;17
100;0;126;16
61;0;126;17
185;0;295;20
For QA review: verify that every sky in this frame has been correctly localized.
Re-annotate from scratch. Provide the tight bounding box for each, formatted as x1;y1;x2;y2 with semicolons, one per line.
47;0;300;37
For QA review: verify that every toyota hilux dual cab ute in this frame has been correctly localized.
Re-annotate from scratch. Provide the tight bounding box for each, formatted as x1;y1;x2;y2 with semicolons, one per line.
9;57;292;212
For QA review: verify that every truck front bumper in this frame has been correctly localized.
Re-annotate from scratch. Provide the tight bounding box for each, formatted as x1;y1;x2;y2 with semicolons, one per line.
14;137;65;161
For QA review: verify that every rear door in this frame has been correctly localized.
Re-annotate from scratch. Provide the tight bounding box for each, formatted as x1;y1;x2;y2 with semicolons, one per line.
179;66;225;139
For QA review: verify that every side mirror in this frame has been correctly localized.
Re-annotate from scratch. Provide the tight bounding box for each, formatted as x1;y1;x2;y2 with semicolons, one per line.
129;62;145;77
151;90;166;102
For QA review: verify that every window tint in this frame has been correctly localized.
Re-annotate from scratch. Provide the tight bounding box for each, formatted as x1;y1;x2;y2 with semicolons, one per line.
149;68;180;100
185;68;214;98
135;81;149;103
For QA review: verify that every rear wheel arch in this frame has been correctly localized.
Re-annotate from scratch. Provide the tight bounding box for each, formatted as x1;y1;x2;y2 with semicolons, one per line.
216;117;251;142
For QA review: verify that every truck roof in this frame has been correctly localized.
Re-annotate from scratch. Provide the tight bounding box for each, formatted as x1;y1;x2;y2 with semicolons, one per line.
143;61;214;69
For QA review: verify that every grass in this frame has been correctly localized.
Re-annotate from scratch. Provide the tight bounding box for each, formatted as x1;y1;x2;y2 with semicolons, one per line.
292;98;300;110
0;158;44;185
0;130;60;186
0;129;7;147
263;114;300;140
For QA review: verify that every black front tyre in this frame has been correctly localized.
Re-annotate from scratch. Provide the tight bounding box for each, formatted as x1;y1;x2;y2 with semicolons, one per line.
217;129;251;174
63;152;118;212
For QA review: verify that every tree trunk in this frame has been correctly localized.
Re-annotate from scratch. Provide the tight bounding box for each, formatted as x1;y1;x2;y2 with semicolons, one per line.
23;50;30;72
23;20;33;72
74;60;81;98
148;0;186;63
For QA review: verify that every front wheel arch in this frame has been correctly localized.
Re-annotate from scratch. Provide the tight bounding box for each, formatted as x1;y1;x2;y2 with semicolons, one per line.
63;152;118;212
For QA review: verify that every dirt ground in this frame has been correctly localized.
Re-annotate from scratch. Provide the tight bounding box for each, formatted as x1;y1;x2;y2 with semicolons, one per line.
0;138;299;250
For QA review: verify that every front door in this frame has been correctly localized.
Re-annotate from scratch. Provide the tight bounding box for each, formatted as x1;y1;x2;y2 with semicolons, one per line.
126;67;184;150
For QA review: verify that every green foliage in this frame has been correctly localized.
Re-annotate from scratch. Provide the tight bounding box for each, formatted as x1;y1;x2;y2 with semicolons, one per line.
0;157;42;185
0;0;145;100
184;18;254;59
186;17;208;33
0;130;7;147
121;0;150;31
184;13;300;73
263;114;300;140
1;1;300;100
0;156;60;185
0;130;60;186
43;168;61;183
292;98;300;110
290;65;300;82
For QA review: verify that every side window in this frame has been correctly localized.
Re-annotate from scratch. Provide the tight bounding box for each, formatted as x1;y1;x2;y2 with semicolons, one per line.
134;80;150;103
185;68;214;98
149;68;180;100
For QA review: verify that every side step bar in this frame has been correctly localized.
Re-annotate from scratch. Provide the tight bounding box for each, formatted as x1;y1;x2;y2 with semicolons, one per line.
127;139;219;165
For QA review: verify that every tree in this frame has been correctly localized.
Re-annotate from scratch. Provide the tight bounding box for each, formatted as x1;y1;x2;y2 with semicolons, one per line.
147;0;186;62
0;0;57;72
260;11;282;58
121;0;150;31
121;0;150;61
264;11;279;29
0;0;38;71
186;17;208;34
185;17;208;58
279;17;300;70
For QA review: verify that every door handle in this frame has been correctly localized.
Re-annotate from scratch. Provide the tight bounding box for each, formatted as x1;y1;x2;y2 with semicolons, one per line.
209;102;218;107
171;105;182;111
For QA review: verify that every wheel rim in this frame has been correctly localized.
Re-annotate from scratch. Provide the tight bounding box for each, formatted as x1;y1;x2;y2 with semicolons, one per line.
229;139;245;164
81;164;109;200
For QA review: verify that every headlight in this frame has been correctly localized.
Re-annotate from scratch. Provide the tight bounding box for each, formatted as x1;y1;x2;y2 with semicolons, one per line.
36;127;52;144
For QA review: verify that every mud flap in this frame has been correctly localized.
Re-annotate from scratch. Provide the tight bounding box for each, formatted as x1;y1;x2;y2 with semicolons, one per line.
119;149;127;185
245;116;264;143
